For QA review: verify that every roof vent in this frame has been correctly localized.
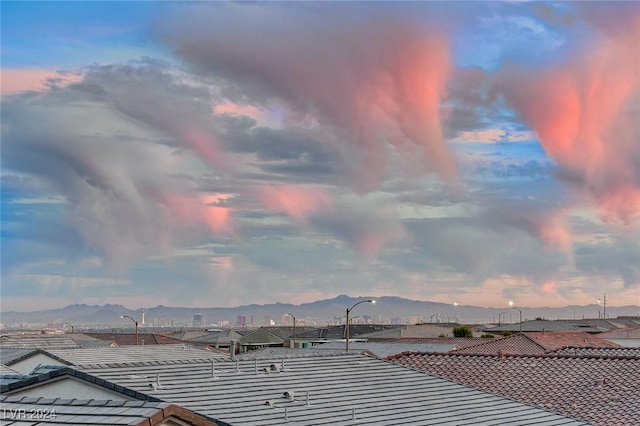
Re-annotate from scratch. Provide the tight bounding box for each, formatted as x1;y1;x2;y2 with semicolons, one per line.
283;390;295;401
596;378;606;386
264;400;275;407
150;373;164;390
270;363;281;373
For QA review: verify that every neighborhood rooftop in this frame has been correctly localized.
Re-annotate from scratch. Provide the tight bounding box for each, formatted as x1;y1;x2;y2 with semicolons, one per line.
78;353;591;426
388;351;640;426
0;396;219;426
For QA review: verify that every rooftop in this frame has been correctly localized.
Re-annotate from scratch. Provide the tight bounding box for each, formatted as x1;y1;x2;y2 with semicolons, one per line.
85;332;188;346
80;353;590;426
0;396;219;426
482;319;620;334
312;341;454;358
388;351;640;426
0;334;112;349
454;331;618;355
44;344;228;367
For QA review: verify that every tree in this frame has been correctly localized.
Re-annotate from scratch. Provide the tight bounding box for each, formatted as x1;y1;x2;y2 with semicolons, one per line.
453;326;473;337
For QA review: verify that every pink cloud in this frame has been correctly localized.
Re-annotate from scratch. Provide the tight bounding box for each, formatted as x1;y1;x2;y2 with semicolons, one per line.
178;128;225;168
536;209;572;252
1;69;81;95
498;13;640;224
158;193;234;236
165;7;456;191
255;185;333;224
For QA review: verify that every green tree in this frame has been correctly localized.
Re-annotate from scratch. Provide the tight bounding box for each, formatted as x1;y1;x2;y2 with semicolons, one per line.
453;326;473;337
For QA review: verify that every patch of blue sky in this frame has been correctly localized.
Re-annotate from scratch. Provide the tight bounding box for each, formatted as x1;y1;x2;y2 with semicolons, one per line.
452;10;565;71
1;1;168;68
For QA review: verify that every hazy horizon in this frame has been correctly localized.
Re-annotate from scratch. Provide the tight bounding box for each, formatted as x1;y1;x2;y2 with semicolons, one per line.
2;2;640;312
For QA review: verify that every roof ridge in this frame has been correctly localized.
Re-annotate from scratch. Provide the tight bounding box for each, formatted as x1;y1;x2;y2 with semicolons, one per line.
76;357;216;368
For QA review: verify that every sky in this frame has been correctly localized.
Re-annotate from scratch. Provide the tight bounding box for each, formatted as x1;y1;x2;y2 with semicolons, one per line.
1;1;639;312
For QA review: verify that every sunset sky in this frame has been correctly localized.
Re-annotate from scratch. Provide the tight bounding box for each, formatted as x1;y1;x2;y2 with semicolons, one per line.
2;2;639;312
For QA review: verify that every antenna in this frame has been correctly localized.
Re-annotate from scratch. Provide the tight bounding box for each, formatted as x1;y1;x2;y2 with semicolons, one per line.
211;360;217;379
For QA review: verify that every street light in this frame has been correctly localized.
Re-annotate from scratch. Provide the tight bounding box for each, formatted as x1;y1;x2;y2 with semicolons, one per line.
430;313;440;323
345;299;375;352
498;311;507;325
508;300;514;323
285;313;296;349
453;302;458;323
121;315;139;345
511;307;523;333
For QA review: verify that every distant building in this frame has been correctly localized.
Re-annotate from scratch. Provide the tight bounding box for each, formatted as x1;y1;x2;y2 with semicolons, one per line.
236;315;246;328
193;313;203;327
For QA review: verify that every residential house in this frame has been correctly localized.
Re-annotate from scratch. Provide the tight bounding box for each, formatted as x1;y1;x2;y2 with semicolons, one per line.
598;326;640;347
76;352;591;425
454;331;618;355
1;367;219;426
295;324;402;347
388;350;640;426
0;334;112;349
0;396;220;426
85;332;188;346
1;344;228;375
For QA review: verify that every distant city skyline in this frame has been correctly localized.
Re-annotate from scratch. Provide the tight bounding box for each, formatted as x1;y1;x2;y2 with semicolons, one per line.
2;2;640;312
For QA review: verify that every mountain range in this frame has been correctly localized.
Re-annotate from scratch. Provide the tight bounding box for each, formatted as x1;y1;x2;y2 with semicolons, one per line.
2;295;639;327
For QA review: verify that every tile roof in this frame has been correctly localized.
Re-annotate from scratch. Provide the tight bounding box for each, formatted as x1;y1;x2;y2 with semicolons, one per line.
181;329;244;345
82;353;590;425
454;332;619;355
388;351;640;426
0;348;38;365
85;332;186;346
482;319;621;334
0;366;162;402
248;326;317;340
525;331;621;351
0;334;112;349
597;326;640;339
390;337;495;349
311;341;455;358
0;396;219;426
43;344;228;367
454;333;548;355
296;324;402;340
549;346;640;357
365;324;480;340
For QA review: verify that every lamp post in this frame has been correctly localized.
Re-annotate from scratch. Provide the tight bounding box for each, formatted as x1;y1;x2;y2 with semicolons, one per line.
345;300;375;352
285;313;296;349
512;307;523;333
453;302;458;323
498;311;507;326
121;315;139;345
430;313;440;323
